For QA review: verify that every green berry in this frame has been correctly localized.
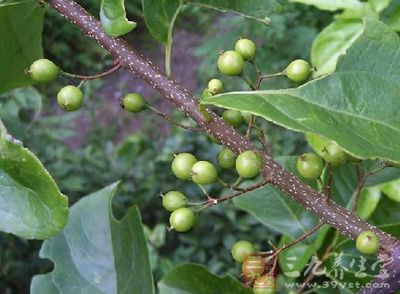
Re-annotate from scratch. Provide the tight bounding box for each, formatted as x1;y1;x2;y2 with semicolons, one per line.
235;38;256;61
171;153;198;180
231;240;255;263
236;150;261;179
218;148;236;169
191;161;218;184
286;59;311;83
162;191;187;212
356;231;380;255
217;50;244;76
253;274;276;294
222;110;244;128
242;256;266;279
169;207;195;232
208;79;223;95
122;93;146;113
296;153;324;179
57;85;84;111
29;59;59;83
322;142;348;167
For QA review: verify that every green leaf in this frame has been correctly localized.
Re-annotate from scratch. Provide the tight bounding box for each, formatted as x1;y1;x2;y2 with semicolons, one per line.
388;5;400;31
143;0;281;44
355;187;381;220
311;19;363;77
30;183;155;294
380;178;400;202
158;263;252;294
369;0;391;12
370;196;400;238
233;156;319;239
186;0;281;24
278;226;329;276
203;19;400;162
289;0;362;11
100;0;136;37
0;127;68;239
0;0;44;94
0;87;42;139
142;0;182;44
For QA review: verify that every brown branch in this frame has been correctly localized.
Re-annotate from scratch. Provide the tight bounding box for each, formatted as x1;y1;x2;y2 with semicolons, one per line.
46;2;400;291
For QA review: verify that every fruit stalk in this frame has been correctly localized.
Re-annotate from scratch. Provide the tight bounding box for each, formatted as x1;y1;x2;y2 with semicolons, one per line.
46;0;400;291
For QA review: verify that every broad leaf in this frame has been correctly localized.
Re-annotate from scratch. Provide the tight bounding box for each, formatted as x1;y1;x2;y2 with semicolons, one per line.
369;0;391;12
143;0;281;44
289;0;362;11
388;5;400;31
0;0;44;94
158;263;252;294
0;123;68;239
187;0;281;24
203;19;400;163
380;178;400;202
370;196;400;238
30;183;154;294
311;19;363;77
142;0;182;44
100;0;136;37
0;87;42;139
233;156;319;239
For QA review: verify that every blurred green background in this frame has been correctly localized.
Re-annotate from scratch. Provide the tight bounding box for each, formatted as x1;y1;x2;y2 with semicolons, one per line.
0;1;333;292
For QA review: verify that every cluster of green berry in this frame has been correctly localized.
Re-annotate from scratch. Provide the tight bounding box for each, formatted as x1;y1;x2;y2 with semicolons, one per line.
162;150;262;232
28;59;147;114
216;37;312;84
296;140;351;180
29;59;84;111
231;240;277;294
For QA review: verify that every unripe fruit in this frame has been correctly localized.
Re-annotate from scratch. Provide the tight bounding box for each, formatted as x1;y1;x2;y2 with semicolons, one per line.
171;153;198;180
122;93;146;113
231;240;255;263
235;38;256;61
217;50;244;76
321;141;348;167
286;59;311;83
236;150;261;179
207;79;223;95
162;191;187;212
242;256;266;279
222;110;244;128
218;148;236;169
191;161;218;184
296;153;324;179
356;231;380;255
253;274;276;294
57;85;84;111
169;207;195;232
29;59;59;82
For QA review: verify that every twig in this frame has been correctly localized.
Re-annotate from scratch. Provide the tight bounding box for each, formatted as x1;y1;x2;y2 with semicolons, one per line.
60;62;121;80
147;105;203;132
352;163;388;213
204;181;268;208
246;115;256;138
267;222;325;261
